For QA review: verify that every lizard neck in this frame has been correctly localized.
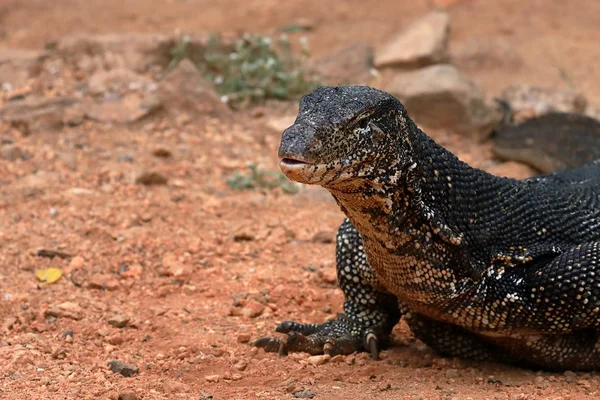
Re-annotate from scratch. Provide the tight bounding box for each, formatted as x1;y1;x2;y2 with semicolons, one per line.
326;125;516;298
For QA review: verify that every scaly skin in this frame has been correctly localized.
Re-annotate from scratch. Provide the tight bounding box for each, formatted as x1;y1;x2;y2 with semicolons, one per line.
255;86;600;370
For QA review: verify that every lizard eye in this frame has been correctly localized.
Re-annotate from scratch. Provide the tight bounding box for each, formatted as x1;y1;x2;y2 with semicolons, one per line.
369;122;386;146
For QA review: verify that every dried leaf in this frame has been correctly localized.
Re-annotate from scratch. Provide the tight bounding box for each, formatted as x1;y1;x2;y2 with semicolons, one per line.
35;268;63;285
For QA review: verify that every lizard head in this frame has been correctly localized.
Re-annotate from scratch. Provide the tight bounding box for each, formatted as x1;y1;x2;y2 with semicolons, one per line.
278;85;409;186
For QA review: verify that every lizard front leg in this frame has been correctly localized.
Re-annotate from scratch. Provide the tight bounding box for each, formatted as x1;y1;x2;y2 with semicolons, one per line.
255;219;401;358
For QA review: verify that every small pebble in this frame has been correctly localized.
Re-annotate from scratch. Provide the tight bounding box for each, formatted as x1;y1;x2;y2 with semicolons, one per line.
118;391;139;400
108;360;139;377
308;354;330;366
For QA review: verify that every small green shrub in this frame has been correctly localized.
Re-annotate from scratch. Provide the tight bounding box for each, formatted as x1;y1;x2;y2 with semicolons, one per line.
227;163;300;194
170;32;319;108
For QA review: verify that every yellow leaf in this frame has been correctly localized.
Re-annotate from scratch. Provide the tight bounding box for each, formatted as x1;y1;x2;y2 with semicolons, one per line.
35;268;63;285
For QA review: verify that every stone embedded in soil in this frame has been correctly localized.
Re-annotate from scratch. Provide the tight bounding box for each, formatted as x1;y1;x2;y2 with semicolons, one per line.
0;96;82;135
45;302;84;320
236;333;251;343
119;263;143;278
233;359;248;371
118;391;139;400
134;170;168;186
293;391;316;399
205;374;220;383
240;299;265;318
500;84;588;122
108;314;130;328
233;229;255;242
386;64;502;141
87;273;120;291
108;360;139;377
375;11;450;69
308;354;331;366
157;59;227;116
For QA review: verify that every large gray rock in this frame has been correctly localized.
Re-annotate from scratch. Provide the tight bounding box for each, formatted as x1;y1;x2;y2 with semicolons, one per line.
500;85;587;122
375;11;450;69
387;64;502;140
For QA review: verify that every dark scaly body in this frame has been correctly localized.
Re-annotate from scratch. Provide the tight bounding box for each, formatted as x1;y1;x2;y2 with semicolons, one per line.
256;86;600;370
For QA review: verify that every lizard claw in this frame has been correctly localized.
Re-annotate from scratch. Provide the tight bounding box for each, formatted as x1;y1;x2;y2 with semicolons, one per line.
254;316;389;358
365;331;380;360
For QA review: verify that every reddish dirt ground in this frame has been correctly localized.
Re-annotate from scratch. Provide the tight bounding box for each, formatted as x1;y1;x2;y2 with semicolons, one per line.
1;1;600;399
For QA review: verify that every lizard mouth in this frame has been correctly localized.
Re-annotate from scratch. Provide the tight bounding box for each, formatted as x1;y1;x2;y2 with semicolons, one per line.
279;157;324;184
280;157;310;167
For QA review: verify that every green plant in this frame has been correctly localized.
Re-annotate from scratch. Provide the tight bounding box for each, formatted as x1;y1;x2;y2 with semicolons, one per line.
227;163;300;194
167;34;191;72
202;33;320;107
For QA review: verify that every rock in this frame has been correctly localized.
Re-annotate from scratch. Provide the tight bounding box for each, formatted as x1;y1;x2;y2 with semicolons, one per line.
500;85;588;122
161;252;189;277
205;374;220;383
119;263;143;278
386;64;502;140
108;314;130;328
107;360;139;377
84;93;162;124
240;299;265;318
118;391;139;400
156;59;226;116
88;68;154;96
0;144;26;161
119;263;143;279
308;354;331;366
0;96;82;135
375;11;450;69
152;147;172;158
237;333;251;343
45;302;84;320
54;33;200;72
307;42;374;85
0;48;46;89
311;231;334;244
134;170;168;186
451;37;522;69
318;270;337;285
87;274;120;291
233;229;255;242
233;359;248;371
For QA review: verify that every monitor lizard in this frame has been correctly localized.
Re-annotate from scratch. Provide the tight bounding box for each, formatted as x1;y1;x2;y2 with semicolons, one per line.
255;85;600;370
